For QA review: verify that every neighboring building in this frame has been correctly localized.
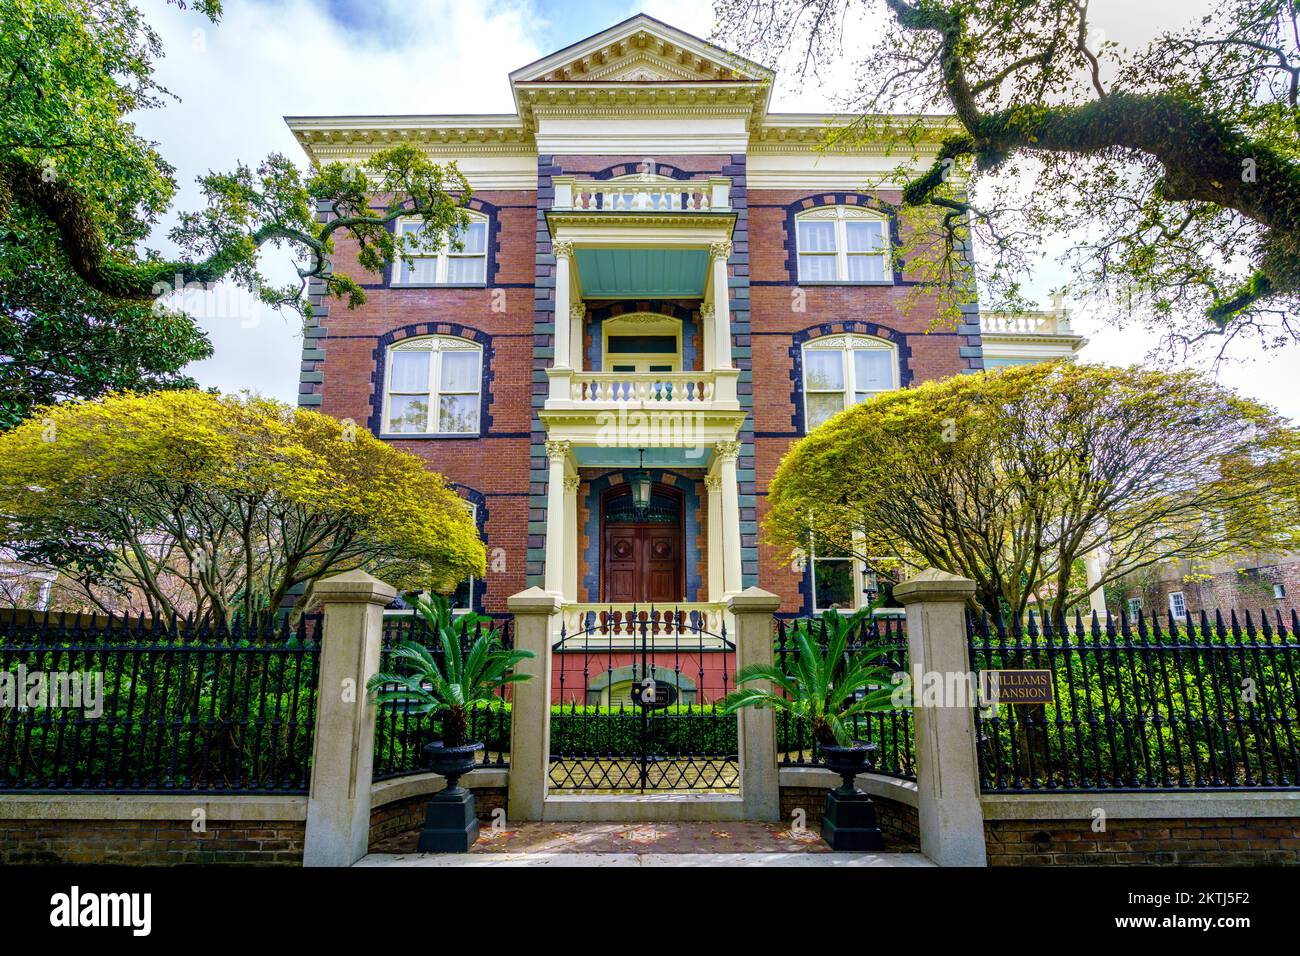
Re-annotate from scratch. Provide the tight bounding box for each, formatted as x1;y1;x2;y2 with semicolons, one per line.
1117;553;1300;623
286;13;989;639
979;296;1087;369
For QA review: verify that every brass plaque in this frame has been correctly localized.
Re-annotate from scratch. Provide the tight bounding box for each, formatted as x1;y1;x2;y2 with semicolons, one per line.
979;669;1054;706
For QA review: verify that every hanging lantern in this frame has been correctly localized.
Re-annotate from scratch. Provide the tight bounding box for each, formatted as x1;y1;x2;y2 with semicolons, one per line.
631;449;652;514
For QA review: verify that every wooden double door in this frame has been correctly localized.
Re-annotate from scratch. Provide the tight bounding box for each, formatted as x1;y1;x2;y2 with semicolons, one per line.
601;488;684;604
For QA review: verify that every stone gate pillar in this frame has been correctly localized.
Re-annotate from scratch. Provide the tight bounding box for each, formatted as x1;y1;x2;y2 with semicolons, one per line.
728;587;781;821
506;588;562;821
894;568;987;866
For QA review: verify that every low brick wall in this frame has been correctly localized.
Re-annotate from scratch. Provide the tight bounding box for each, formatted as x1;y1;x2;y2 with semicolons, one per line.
779;784;919;847
369;786;507;848
0;818;305;866
985;817;1300;866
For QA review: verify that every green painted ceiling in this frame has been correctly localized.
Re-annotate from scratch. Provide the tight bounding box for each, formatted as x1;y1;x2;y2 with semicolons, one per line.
575;248;710;299
572;446;713;468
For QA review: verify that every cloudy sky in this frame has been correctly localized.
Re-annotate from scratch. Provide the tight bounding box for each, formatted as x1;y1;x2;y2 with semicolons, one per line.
134;0;1299;420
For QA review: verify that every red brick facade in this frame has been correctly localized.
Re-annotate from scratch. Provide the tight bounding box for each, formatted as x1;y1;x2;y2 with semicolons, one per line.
305;174;979;618
985;817;1300;866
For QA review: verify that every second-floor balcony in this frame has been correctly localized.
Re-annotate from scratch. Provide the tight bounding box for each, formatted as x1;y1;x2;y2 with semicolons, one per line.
553;174;732;213
546;368;740;409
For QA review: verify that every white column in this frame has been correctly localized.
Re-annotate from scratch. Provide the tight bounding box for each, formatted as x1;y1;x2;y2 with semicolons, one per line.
700;303;716;371
506;587;562;821
705;473;724;602
729;587;781;821
303;570;395;867
543;439;569;594
894;568;987;867
569;302;585;370
709;241;733;370
552;240;573;369
1084;550;1108;618
563;474;580;603
715;440;742;596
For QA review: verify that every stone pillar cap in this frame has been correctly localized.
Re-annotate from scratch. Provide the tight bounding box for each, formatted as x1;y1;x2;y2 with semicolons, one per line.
893;568;977;605
507;587;564;614
727;586;781;614
314;569;397;606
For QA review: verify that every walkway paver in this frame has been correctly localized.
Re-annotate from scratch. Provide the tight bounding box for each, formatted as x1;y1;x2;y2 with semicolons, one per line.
359;820;933;866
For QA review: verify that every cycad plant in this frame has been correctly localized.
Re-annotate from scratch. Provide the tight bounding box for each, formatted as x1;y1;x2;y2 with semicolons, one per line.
366;594;534;748
722;608;899;747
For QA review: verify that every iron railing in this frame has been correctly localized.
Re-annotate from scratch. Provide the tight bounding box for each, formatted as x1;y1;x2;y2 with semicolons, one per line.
774;614;915;780
969;609;1300;792
371;614;514;780
0;610;321;793
549;607;740;792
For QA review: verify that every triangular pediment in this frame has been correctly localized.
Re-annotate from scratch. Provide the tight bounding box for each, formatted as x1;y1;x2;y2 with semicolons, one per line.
510;14;771;85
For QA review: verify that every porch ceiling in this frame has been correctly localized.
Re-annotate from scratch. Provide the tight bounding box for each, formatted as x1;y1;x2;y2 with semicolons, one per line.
572;446;713;468
574;247;709;299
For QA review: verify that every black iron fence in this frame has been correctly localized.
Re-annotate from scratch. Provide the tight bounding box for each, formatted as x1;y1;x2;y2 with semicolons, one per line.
775;614;915;780
0;610;321;793
371;613;514;780
969;609;1300;792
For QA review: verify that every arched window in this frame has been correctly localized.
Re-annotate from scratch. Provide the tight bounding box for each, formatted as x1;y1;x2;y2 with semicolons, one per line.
382;336;482;435
393;211;488;285
795;205;889;282
801;334;898;430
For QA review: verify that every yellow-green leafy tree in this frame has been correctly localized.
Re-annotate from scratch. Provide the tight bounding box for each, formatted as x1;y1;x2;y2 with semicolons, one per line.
767;362;1300;620
0;391;485;624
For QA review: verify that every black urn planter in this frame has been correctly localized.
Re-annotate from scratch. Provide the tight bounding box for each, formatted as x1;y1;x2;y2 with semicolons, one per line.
417;741;484;853
818;741;885;851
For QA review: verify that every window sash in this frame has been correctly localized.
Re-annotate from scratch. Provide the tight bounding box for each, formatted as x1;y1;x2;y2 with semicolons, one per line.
385;340;481;434
804;339;897;429
796;210;889;282
395;218;488;285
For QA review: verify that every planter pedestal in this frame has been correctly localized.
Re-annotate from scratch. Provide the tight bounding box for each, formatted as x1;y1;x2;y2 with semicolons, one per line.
418;741;484;854
821;786;884;851
818;742;885;851
417;788;480;853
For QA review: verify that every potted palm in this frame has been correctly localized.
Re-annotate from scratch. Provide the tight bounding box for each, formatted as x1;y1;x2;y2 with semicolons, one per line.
722;608;899;850
367;594;533;852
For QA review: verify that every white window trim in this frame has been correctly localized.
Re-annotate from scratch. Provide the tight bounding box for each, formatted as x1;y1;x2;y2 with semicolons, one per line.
805;531;873;613
801;333;899;431
1169;591;1187;620
601;313;683;371
1127;598;1142;619
381;335;483;436
795;205;891;283
392;212;488;286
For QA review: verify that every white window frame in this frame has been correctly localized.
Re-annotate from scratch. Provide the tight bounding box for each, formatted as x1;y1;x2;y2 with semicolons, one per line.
381;336;482;436
450;500;478;614
805;533;872;614
393;212;488;286
1169;591;1187;620
1127;598;1142;620
801;334;899;431
795;205;891;283
1274;583;1287;600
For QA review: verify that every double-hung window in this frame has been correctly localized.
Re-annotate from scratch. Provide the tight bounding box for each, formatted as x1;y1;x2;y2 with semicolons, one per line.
802;334;898;430
796;206;889;282
395;213;488;285
383;336;482;435
1169;591;1187;621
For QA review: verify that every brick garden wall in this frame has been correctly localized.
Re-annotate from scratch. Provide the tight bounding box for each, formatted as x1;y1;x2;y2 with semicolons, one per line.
0;819;305;866
985;817;1300;866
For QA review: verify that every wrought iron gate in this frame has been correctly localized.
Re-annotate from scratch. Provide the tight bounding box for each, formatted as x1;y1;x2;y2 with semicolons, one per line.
548;607;740;793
